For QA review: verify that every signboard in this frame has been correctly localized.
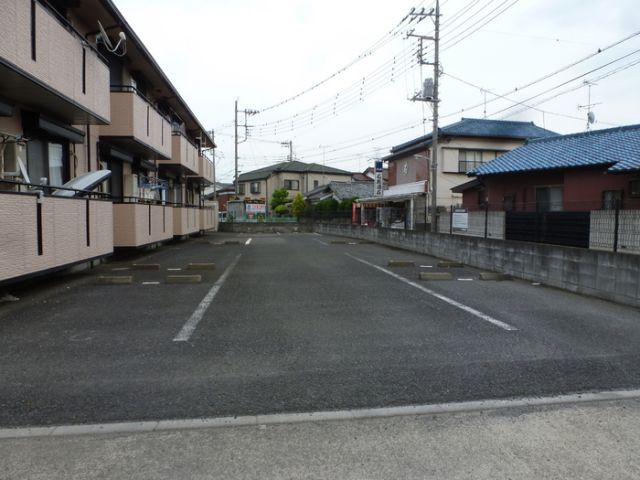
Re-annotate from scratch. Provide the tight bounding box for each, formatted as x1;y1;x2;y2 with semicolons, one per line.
374;160;384;197
246;203;266;220
452;208;468;232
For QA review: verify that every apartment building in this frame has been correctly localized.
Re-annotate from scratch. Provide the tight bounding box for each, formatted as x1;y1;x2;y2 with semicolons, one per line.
0;0;216;285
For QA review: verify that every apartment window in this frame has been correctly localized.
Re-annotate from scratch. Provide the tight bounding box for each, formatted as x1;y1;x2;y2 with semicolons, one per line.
250;182;261;194
238;183;245;195
284;179;299;190
602;190;623;210
536;186;563;212
26;139;69;187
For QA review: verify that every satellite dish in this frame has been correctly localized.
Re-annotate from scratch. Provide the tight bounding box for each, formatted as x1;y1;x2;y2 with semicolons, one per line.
587;111;596;124
96;20;127;56
97;20;114;50
52;170;112;197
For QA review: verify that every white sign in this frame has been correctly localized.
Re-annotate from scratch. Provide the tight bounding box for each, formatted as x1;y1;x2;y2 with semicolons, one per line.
452;208;468;231
374;172;384;196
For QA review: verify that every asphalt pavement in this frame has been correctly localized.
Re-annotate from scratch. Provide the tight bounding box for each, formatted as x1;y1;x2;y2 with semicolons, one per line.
1;232;640;429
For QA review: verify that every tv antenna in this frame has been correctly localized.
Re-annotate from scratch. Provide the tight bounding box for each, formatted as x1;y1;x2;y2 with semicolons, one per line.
96;20;127;57
578;80;601;131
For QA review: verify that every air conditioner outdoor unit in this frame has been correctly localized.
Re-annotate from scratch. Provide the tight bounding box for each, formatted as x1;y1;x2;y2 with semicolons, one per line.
1;141;29;183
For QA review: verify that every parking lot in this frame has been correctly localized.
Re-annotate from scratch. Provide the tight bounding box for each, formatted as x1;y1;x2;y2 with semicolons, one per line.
1;232;640;428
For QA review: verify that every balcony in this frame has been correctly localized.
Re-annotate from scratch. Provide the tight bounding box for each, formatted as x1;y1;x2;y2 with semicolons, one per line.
157;133;199;176
99;87;172;160
173;205;200;237
0;1;110;124
200;206;217;231
188;155;215;186
113;200;174;248
0;189;113;284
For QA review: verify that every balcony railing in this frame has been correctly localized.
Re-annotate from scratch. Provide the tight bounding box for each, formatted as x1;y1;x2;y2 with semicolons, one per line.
113;197;174;247
99;86;172;159
0;1;110;124
0;180;113;284
156;133;199;175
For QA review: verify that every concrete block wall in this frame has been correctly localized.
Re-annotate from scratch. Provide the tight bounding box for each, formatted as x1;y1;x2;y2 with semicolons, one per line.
317;224;640;308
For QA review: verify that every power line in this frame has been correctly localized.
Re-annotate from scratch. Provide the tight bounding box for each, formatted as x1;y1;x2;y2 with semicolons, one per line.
439;29;640;121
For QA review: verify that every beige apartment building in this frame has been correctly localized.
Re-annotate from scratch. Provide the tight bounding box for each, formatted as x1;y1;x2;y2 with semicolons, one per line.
237;160;352;212
0;0;216;285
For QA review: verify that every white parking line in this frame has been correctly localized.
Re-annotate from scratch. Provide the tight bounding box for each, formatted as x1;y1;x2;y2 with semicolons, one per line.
457;278;474;282
173;254;242;342
313;238;329;246
245;238;252;245
142;282;160;285
346;254;517;332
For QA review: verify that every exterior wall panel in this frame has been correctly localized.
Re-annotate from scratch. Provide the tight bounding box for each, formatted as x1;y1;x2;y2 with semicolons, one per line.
113;203;173;247
0;193;113;283
1;1;110;121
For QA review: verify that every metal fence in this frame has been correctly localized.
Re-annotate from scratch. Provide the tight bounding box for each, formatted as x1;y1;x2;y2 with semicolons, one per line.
436;201;640;254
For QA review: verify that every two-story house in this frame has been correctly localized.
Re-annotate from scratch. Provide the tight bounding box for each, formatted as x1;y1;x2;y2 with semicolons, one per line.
358;118;557;230
237;161;353;213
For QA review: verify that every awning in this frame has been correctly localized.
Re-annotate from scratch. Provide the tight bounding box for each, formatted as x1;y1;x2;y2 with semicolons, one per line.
359;192;426;204
99;143;134;163
38;116;85;143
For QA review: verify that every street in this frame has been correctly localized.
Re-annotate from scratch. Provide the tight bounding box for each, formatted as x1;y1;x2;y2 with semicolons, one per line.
1;232;640;428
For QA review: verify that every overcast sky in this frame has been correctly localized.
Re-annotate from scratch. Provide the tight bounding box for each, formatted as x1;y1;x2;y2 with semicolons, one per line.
113;0;640;183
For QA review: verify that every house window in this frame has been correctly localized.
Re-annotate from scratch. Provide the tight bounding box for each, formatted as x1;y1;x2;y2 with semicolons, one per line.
602;190;623;210
313;180;319;188
629;179;640;197
457;150;503;173
458;150;484;173
284;179;299;190
250;182;261;194
238;183;245;195
503;194;516;212
536;186;563;212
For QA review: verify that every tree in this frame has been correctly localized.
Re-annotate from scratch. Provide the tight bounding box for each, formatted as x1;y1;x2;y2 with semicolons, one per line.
292;193;306;219
274;204;289;216
271;188;289;211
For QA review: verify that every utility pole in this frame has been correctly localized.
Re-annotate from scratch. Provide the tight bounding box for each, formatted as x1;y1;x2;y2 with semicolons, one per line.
211;129;216;201
407;0;441;232
234;99;259;195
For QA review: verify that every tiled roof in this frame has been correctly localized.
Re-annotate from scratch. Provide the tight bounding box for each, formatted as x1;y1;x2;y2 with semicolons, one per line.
306;181;374;201
386;118;557;159
238;161;351;182
471;124;640;176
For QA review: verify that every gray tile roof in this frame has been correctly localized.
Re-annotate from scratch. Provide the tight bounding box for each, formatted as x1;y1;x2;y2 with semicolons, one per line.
238;161;352;182
471;124;640;176
385;118;558;161
305;181;374;202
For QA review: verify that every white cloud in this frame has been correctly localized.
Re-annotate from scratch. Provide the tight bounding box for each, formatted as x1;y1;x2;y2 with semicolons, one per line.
113;0;640;181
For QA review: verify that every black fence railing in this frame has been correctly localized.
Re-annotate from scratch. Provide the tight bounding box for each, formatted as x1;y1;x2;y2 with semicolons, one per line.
437;200;638;254
0;179;111;200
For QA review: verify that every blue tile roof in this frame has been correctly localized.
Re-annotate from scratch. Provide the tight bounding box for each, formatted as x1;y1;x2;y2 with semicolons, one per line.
388;118;557;157
471;124;640;176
